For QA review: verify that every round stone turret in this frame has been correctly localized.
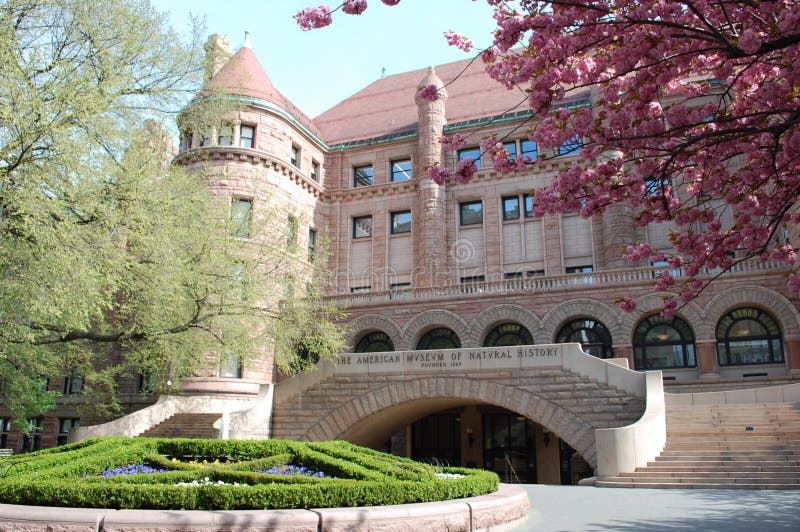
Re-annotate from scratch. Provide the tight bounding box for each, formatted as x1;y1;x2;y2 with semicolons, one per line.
414;66;449;288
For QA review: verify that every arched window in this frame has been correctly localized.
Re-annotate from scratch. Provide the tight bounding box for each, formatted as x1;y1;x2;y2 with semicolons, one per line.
355;331;395;353
416;328;461;350
556;318;613;358
716;307;784;366
633;315;696;370
483;323;534;347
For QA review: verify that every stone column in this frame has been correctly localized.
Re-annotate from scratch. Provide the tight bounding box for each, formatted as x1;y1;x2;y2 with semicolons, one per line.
785;335;800;376
414;67;449;288
696;340;721;381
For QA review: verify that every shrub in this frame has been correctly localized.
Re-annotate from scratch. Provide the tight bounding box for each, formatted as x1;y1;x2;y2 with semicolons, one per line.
0;437;498;510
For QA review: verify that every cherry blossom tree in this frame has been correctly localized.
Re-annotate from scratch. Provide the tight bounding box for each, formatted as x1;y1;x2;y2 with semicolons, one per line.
296;1;800;315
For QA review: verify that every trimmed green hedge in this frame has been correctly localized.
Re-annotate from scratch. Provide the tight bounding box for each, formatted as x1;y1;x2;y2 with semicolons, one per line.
0;437;498;510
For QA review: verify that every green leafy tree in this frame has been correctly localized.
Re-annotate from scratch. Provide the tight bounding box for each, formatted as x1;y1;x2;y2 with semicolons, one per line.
0;0;345;428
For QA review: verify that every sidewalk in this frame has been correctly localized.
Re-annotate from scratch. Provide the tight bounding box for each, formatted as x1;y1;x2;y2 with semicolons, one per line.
512;485;800;531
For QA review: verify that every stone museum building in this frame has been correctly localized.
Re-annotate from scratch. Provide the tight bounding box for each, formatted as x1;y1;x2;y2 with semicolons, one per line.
3;36;800;488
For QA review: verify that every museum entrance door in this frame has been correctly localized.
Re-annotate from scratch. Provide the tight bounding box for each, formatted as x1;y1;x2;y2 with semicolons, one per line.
482;411;537;483
410;412;461;466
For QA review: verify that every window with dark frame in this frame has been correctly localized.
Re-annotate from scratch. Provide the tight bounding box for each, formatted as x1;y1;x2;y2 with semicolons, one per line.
21;417;43;453
311;160;319;181
63;368;83;395
308;228;317;262
391;210;412;234
350;286;371;293
566;265;593;274
219;354;243;379
239;125;255;148
521;139;538;161
460;200;483;225
502;196;520;220
391;159;412;182
287;216;298;247
230;198;252;238
524;194;535;218
217;126;233;146
558;135;583;156
57;418;80;446
291;144;300;167
457;147;482;169
199;131;211;147
716;307;785;366
460;275;486;283
504;141;517;162
353;165;374;187
352;215;373;238
633;315;697;370
0;417;10;448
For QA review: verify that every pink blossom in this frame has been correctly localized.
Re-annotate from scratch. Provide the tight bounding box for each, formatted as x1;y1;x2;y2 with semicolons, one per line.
617;297;637;313
661;299;678;320
738;29;761;54
455;157;478;184
381;0;400;4
294;5;332;30
342;0;367;15
427;165;451;186
444;31;473;52
441;133;467;152
418;84;439;101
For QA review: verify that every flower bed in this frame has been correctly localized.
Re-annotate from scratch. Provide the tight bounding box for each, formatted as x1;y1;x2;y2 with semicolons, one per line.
0;437;498;510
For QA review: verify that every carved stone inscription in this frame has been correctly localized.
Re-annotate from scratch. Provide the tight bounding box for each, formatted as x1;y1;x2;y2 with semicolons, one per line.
336;344;562;375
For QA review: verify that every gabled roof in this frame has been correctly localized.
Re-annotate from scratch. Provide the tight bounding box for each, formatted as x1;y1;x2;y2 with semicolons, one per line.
206;45;323;140
313;57;531;146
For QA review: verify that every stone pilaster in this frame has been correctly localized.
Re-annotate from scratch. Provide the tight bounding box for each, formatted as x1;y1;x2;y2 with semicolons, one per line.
696;340;721;380
414;67;449;288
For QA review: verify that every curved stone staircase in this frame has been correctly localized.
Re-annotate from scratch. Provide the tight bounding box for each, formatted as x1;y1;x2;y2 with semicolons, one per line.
138;413;222;439
596;402;800;489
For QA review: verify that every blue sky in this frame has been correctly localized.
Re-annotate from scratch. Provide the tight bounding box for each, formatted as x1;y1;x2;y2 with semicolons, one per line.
150;0;497;117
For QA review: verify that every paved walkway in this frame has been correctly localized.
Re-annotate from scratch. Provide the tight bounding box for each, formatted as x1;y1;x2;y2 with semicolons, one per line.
512;485;800;531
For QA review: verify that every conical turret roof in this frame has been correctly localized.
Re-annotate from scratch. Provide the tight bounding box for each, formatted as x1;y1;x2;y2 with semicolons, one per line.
204;43;322;139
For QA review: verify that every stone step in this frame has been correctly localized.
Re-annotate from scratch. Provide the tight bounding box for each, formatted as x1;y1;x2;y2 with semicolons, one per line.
641;464;800;473
664;443;800;451
655;453;800;462
139;413;221;439
628;470;800;479
596;479;800;489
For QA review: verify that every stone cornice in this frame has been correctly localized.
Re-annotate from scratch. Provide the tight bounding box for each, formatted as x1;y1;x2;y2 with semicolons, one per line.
175;147;324;198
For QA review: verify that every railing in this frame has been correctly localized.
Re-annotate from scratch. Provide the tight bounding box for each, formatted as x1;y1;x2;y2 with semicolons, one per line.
326;260;787;307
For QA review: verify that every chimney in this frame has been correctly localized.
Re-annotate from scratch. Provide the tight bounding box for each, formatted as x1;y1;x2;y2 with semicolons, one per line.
204;34;233;83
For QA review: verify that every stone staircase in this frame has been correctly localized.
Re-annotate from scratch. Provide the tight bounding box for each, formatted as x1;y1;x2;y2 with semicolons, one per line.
138;413;221;439
596;402;800;489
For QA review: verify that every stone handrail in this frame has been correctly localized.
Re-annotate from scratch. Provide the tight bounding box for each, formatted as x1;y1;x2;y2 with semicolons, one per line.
665;381;800;406
325;260;786;306
595;371;666;478
70;395;255;443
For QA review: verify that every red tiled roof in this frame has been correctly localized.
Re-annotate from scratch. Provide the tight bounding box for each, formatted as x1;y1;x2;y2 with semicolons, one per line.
206;46;323;139
313;57;531;145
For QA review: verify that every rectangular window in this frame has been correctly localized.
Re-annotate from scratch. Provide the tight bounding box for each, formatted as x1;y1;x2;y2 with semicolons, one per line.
21;418;43;453
231;198;252;238
219;354;242;378
524;194;535;218
460;200;483;226
0;417;10;449
460;275;485;283
504;272;523;279
504;141;517;162
57;418;79;446
391;210;412;234
217;126;233;146
311;160;319;181
291;144;300;167
458;147;482;169
558;135;583;156
521;139;538;162
645;177;670;197
239;125;255;148
63;368;82;395
287;216;298;247
308;228;317;262
352;215;373;238
566;265;593;274
502;196;520;221
350;286;371;293
353;165;374;187
391;159;412;182
199;131;211;147
390;282;411;290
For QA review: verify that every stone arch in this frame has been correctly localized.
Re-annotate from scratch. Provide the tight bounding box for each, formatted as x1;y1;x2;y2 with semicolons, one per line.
346;315;405;351
540;299;623;346
301;377;600;468
618;292;705;341
704;285;800;339
468;305;541;347
401;310;470;349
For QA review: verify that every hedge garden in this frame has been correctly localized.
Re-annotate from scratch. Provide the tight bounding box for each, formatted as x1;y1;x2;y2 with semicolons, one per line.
0;437;498;510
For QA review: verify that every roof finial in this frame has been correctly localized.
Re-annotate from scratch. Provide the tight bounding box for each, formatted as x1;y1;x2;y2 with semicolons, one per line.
243;30;251;49
381;67;386;79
